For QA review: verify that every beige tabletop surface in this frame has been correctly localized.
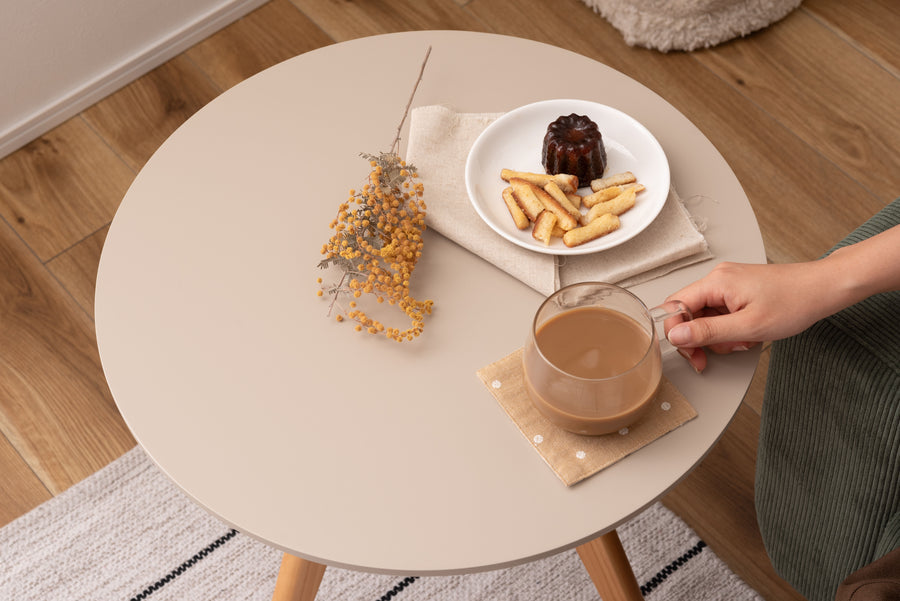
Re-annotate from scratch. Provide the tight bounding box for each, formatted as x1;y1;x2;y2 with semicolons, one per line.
95;30;765;576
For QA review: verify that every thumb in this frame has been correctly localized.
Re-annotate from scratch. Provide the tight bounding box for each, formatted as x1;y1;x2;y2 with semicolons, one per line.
667;313;750;349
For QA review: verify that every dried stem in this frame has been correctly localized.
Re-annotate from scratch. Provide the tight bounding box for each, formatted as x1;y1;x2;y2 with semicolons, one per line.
389;45;432;155
325;271;350;316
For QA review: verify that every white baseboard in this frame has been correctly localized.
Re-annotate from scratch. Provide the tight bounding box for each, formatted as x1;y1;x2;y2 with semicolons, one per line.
0;0;269;162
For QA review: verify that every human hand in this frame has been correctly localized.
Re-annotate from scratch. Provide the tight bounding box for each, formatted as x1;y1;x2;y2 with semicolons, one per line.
664;261;836;372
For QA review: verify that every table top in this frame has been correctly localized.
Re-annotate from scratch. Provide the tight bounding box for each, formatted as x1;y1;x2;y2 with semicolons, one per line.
95;30;765;576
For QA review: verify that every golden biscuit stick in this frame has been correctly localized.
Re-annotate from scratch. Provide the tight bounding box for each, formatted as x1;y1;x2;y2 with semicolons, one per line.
501;186;530;230
532;210;558;245
590;171;636;192
534;185;579;230
551;174;579;195
582;185;622;208
566;193;582;210
563;213;620;247
509;178;545;222
500;169;578;194
584;187;636;223
543;181;582;220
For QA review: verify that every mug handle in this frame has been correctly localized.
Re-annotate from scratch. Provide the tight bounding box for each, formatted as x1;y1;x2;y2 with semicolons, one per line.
650;300;692;356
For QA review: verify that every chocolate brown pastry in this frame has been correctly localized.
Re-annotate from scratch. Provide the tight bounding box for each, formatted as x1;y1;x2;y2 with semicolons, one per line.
541;114;607;187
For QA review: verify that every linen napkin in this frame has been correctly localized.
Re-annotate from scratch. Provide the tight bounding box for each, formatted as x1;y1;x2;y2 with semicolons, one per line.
477;348;697;486
406;104;712;296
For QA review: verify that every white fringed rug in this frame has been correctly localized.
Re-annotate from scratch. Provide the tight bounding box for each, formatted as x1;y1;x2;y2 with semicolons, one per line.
0;447;762;600
580;0;802;52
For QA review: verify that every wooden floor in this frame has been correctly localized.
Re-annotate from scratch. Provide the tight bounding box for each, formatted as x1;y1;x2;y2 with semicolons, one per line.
1;1;897;599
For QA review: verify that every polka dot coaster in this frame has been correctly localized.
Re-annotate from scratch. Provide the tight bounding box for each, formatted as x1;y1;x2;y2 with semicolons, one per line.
476;348;697;486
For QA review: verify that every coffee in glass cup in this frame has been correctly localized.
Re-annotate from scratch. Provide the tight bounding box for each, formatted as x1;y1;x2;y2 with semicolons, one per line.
522;282;691;435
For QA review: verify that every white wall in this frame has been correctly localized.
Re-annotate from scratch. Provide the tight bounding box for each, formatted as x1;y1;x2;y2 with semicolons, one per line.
0;0;267;159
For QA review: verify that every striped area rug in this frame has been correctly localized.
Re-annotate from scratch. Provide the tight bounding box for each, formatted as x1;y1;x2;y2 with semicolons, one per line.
0;447;761;600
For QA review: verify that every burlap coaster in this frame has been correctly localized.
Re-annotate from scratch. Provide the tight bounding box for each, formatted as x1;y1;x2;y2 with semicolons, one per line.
477;348;697;486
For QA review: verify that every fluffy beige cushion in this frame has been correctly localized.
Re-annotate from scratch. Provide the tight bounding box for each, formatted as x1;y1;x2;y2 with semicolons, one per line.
580;0;802;52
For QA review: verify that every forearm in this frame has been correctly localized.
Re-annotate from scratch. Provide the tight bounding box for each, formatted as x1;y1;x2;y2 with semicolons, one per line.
821;224;900;311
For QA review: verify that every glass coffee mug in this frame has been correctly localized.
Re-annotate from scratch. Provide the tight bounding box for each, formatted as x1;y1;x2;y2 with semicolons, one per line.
522;282;692;435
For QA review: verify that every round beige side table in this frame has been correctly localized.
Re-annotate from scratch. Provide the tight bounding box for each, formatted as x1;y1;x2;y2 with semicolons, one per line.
95;31;765;601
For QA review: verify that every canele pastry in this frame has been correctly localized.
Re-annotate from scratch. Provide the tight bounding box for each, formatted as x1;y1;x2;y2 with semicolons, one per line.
541;113;607;187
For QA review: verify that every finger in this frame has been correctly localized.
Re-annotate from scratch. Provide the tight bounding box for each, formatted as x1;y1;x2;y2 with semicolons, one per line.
667;322;697;347
706;340;758;354
660;306;724;343
665;280;733;319
677;347;707;373
668;312;758;349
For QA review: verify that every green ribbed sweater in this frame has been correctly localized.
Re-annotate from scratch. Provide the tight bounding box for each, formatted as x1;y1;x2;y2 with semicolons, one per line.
756;199;900;601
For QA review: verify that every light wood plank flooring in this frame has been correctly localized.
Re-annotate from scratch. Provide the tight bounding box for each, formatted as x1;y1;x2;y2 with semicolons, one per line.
1;1;897;599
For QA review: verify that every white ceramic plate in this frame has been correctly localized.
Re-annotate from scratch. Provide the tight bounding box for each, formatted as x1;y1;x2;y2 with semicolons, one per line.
465;99;670;255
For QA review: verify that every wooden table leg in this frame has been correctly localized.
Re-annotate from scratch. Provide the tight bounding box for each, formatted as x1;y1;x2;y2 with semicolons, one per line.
576;529;644;601
271;552;326;601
